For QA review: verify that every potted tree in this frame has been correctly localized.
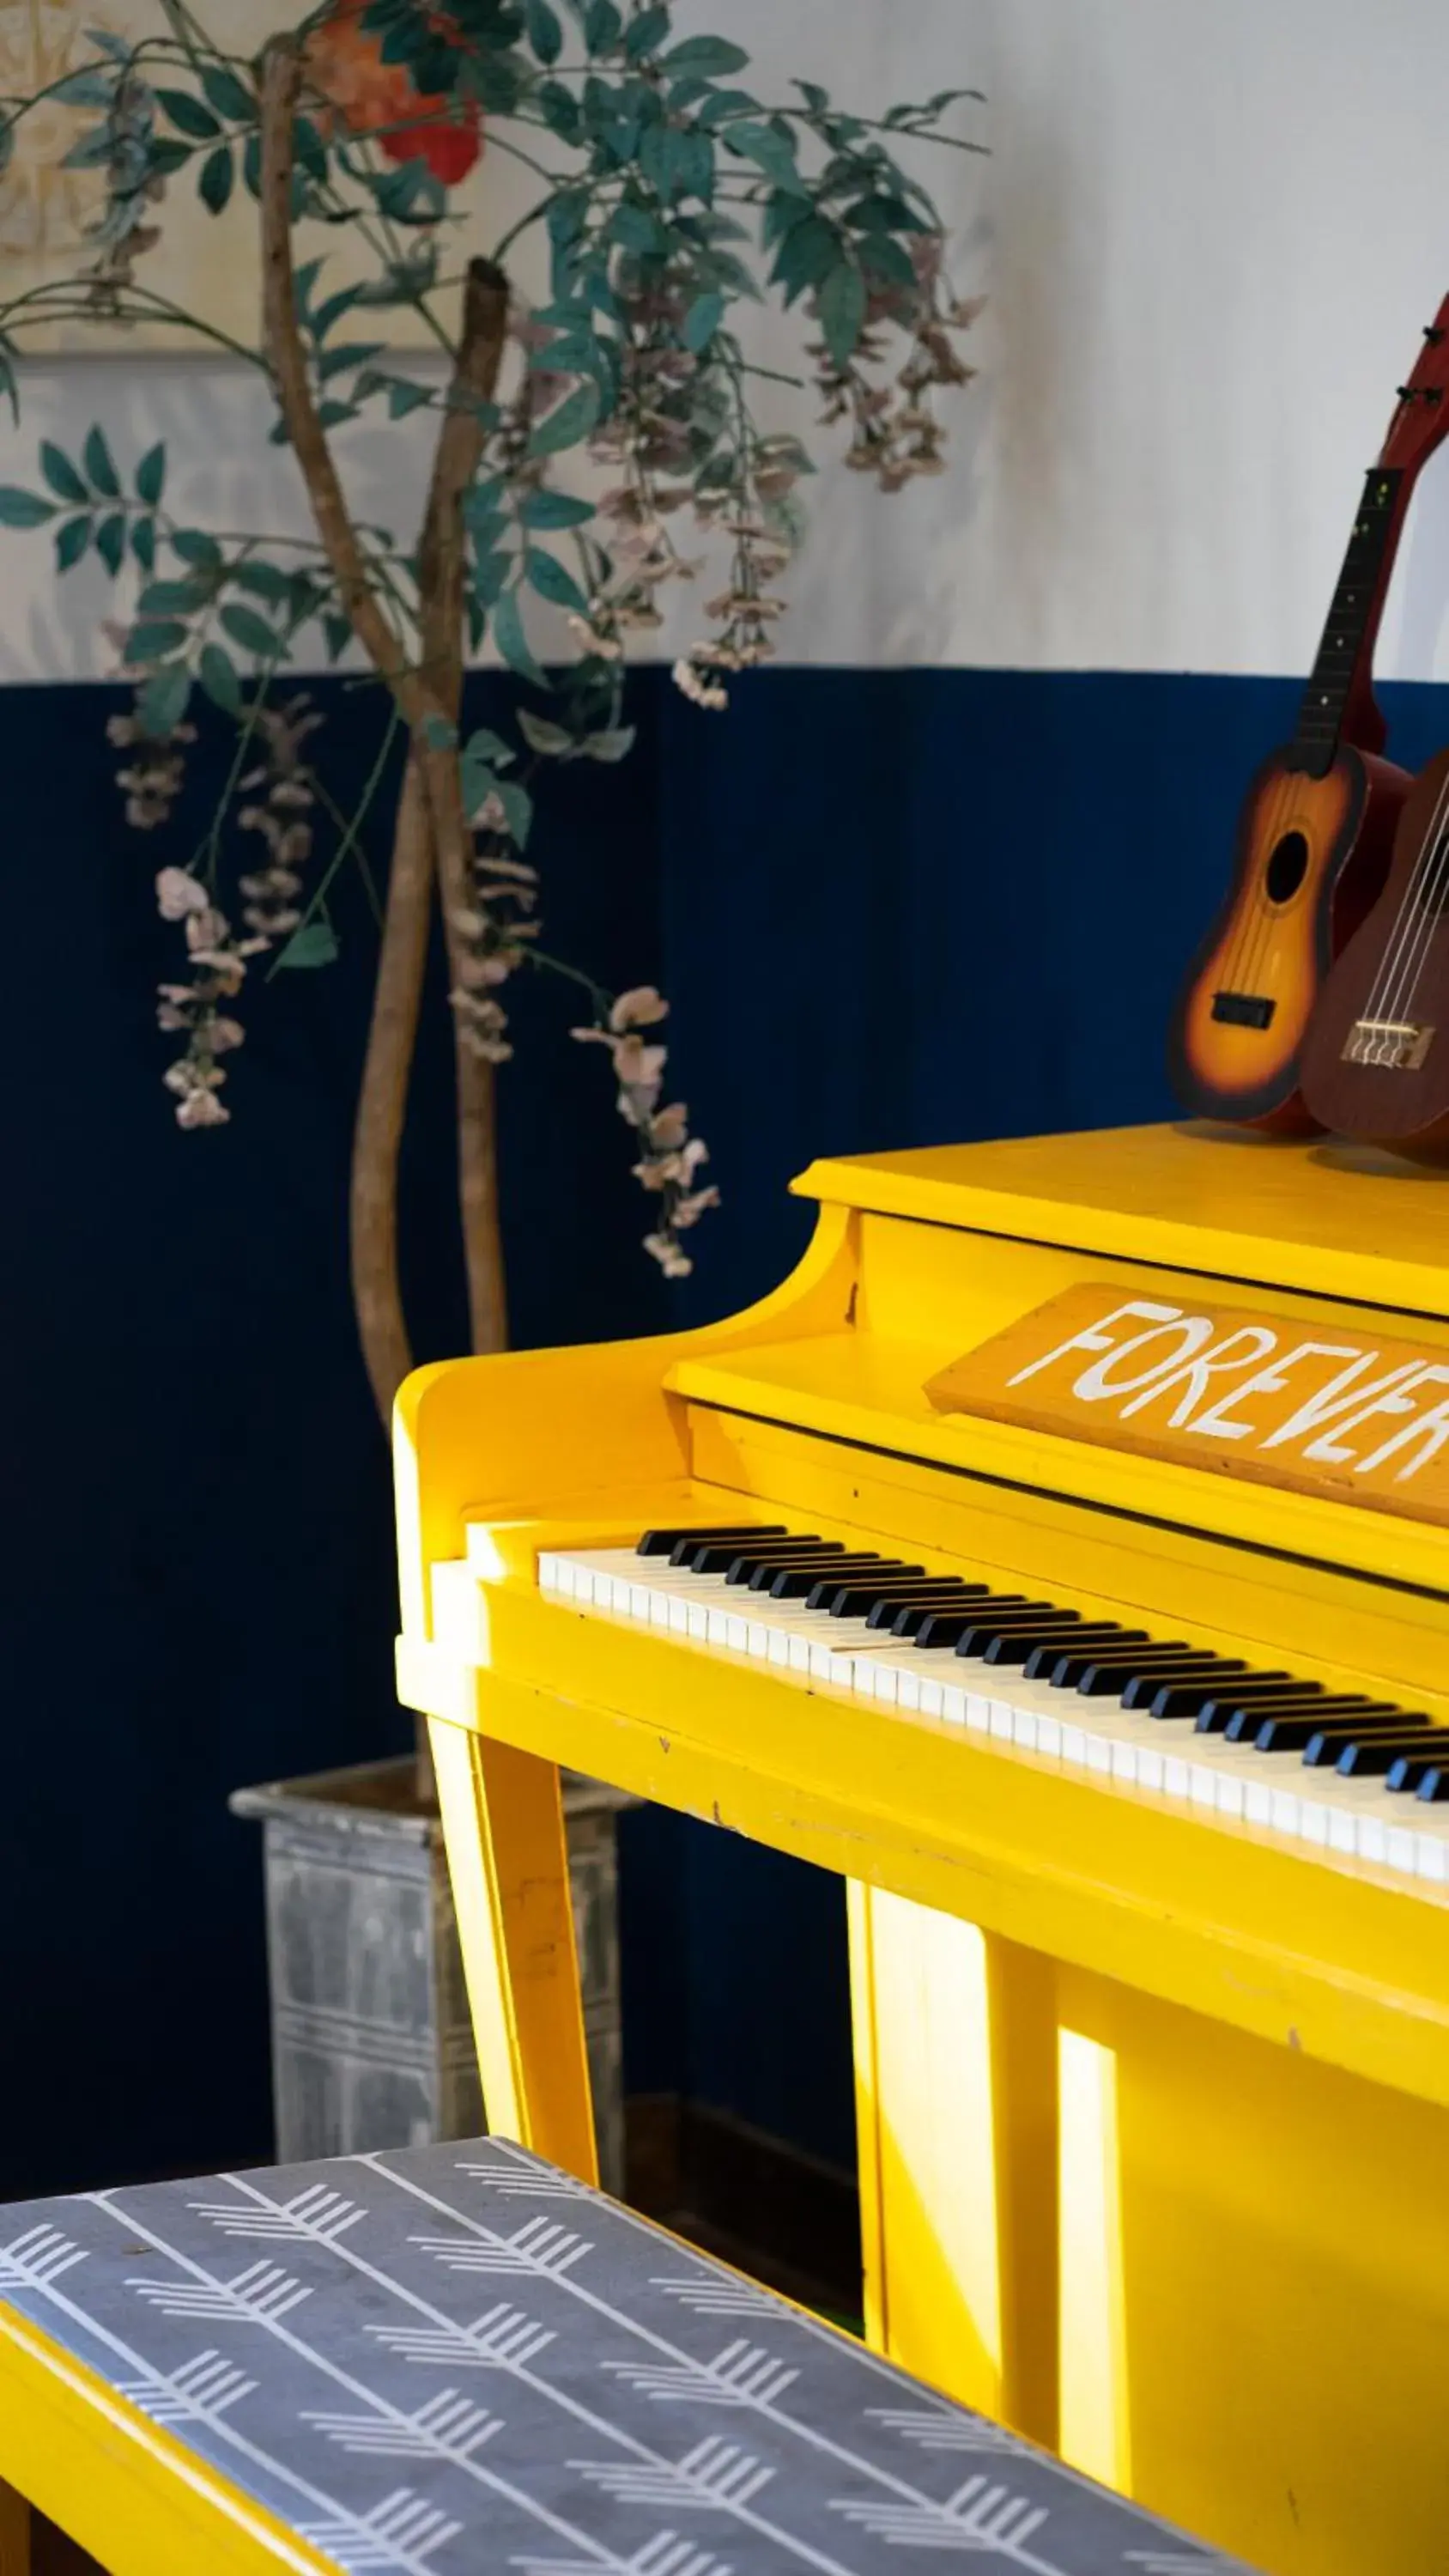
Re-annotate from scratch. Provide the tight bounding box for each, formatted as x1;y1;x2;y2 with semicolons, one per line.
0;0;980;2181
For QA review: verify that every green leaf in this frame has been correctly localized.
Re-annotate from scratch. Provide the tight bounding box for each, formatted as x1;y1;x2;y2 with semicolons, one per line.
682;289;723;352
517;708;576;756
62;125;116;169
197;641;242;713
526;547;590;615
82;424;119;498
157;85;221;138
319;339;385;381
55;513;92;571
857;230;917;289
472;549;511;608
229;559;292;603
219;601;282;659
529;379;600;457
724;119;806;191
276;920;339;969
464;726;518;769
126;617;189;662
383;375;433;418
172;528;223;569
583;0;622;50
322;612;353;663
39;442;87;504
51;69;116;106
199;64;255;124
772;210;839;301
139;575;211;614
138;665;191;735
493;589;549;689
494;776;534;845
99;513;129;575
135;440;166;507
660;33;749;75
198;143;233;214
422;712;458;751
580;723;636;761
0;487;57;526
817;259;867;368
519;489;595;530
83;27;133;62
523;0;562;61
624;3;671;56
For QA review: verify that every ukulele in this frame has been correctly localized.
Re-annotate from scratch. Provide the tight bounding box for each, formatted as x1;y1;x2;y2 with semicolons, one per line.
1300;744;1449;1155
1167;292;1449;1133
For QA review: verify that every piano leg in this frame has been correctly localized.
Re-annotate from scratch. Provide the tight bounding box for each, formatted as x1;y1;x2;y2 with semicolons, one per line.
429;1715;599;2185
848;1885;1058;2447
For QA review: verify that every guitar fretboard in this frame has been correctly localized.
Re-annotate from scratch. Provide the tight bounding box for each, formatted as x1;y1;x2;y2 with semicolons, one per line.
1292;466;1404;772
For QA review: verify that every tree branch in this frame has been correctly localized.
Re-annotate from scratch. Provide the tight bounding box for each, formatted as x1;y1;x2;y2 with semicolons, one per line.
261;39;512;1382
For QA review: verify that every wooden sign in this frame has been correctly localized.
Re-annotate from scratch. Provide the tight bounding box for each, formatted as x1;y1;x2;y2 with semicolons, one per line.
925;1284;1449;1528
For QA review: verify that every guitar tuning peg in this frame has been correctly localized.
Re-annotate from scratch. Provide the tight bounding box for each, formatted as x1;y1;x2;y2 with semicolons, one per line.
1397;385;1418;399
1425;325;1446;344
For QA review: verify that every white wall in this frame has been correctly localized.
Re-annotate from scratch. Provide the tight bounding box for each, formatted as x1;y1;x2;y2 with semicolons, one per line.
6;0;1449;683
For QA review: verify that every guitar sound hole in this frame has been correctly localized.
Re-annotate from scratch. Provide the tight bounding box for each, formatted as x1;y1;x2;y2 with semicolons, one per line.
1264;830;1309;905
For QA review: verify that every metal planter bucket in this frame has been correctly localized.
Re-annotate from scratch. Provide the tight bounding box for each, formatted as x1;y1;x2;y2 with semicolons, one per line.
231;1759;629;2193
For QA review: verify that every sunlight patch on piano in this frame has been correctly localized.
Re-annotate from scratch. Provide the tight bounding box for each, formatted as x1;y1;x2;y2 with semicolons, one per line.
1058;2028;1131;2500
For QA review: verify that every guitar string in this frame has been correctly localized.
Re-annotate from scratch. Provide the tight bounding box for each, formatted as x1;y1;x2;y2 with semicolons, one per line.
1379;765;1449;1036
1358;728;1449;1023
1360;761;1449;1047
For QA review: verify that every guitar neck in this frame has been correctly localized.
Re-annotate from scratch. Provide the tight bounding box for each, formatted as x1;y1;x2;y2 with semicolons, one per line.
1290;464;1410;772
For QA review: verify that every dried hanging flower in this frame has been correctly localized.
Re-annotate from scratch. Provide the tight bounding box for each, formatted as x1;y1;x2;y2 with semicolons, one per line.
572;986;718;1278
237;695;323;940
152;870;267;1129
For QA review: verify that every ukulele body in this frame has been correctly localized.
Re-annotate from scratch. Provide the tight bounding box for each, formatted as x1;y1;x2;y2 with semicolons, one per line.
1167;743;1408;1133
1301;744;1449;1157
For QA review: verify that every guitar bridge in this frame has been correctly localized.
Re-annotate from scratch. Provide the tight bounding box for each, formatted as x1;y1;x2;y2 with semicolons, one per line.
1342;1018;1436;1069
1211;991;1276;1030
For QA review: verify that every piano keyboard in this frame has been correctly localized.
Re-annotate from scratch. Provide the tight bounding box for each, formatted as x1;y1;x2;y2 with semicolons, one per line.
538;1522;1449;1888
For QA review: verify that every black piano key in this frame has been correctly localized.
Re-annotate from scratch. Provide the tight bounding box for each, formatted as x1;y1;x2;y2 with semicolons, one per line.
816;1567;942;1615
746;1547;856;1593
1294;1710;1420;1763
864;1583;977;1629
647;1523;785;1560
1022;1626;1143;1678
767;1553;898;1598
979;1617;1106;1666
687;1534;829;1573
1069;1651;1243;1697
718;1540;846;1581
917;1597;1034;1649
1387;1749;1447;1794
951;1602;1070;1659
1334;1725;1442;1777
1046;1642;1196;1689
1218;1692;1358;1741
1416;1767;1449;1802
1144;1672;1295;1720
890;1589;992;1635
1259;1704;1401;1757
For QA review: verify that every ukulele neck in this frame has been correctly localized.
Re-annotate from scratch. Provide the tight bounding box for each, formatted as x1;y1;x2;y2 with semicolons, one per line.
1290;465;1409;775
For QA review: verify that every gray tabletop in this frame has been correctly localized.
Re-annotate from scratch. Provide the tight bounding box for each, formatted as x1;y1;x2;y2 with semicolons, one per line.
0;2136;1257;2575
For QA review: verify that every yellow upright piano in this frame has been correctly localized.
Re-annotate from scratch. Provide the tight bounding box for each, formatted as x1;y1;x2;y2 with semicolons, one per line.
396;1121;1449;2576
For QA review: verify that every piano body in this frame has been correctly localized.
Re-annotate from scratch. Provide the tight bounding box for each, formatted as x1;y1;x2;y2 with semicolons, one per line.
396;1123;1449;2576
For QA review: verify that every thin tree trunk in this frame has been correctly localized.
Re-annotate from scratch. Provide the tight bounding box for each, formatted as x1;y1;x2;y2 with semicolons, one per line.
350;756;433;1422
417;258;512;1359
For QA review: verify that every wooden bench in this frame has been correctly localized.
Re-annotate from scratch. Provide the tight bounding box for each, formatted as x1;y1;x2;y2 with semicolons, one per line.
0;2136;1252;2575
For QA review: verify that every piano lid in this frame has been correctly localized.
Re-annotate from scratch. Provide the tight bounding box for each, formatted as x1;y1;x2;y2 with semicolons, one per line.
792;1121;1449;1321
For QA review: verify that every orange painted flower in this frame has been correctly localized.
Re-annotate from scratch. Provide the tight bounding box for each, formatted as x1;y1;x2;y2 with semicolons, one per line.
304;0;483;187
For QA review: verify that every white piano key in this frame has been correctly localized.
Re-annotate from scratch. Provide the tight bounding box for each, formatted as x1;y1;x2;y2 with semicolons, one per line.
537;1546;1449;1893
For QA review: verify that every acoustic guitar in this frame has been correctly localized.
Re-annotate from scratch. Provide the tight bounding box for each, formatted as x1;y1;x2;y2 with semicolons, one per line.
1300;744;1449;1155
1167;294;1449;1133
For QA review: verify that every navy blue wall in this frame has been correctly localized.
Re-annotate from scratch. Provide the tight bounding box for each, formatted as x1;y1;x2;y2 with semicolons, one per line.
6;665;1448;2196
